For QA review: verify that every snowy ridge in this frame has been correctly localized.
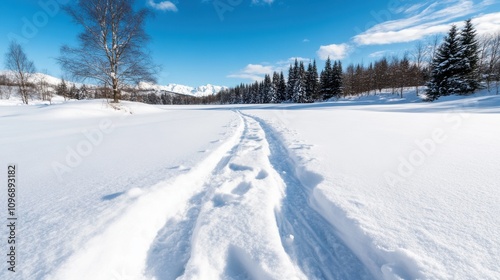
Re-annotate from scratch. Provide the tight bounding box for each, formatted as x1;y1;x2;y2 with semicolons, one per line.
138;81;226;97
0;70;80;87
0;70;225;97
246;113;373;279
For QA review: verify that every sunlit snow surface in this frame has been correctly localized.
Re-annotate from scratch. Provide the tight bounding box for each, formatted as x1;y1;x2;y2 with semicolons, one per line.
0;90;499;280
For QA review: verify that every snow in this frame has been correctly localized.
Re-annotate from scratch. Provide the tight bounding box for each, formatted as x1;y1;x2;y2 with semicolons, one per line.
138;81;226;97
0;89;499;280
0;70;225;98
0;70;82;88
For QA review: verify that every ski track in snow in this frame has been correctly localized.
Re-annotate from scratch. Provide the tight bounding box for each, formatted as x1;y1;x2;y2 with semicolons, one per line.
49;111;373;280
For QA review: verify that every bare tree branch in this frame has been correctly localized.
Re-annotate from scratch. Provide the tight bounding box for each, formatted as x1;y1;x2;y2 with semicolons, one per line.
58;0;159;103
4;41;36;104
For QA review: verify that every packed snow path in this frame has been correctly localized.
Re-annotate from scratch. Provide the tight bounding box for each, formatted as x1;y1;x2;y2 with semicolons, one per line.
50;111;371;280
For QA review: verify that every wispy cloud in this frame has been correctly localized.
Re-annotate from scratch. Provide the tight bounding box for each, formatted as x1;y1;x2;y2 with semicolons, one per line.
148;0;178;12
229;57;315;81
228;64;274;81
472;12;500;35
276;57;311;66
353;0;494;45
316;43;350;60
369;50;388;58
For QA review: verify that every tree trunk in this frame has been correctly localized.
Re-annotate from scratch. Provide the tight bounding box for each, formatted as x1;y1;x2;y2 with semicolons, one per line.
112;78;120;103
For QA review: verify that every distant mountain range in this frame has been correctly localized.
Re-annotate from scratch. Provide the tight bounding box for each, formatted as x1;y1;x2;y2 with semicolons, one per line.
137;82;227;97
0;70;226;97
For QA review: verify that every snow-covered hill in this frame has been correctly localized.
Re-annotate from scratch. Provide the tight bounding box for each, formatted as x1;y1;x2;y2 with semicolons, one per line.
0;70;80;87
138;81;226;97
0;70;226;97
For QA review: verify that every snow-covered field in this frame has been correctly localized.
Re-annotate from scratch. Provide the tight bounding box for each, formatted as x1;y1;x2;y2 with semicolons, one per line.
0;91;499;280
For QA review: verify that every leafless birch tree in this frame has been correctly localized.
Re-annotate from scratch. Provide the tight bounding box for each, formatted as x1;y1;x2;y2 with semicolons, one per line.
5;41;36;104
58;0;158;103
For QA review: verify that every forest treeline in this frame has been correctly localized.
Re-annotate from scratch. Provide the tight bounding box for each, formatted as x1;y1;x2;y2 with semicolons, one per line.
2;18;500;105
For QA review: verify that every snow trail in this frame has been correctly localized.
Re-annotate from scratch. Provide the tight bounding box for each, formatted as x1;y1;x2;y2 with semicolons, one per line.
248;113;373;280
48;114;245;280
158;112;307;279
50;111;373;280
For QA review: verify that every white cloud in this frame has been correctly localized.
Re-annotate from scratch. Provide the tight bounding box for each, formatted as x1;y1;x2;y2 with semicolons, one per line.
316;44;350;60
243;64;274;75
369;51;387;58
472;12;500;35
303;39;310;43
353;0;494;45
148;0;178;12
228;64;274;81
276;57;311;65
228;58;315;81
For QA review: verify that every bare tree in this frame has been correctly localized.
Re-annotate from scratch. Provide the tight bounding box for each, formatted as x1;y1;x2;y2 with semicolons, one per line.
479;33;500;93
58;0;159;103
0;75;14;99
412;41;429;95
397;53;411;98
4;41;36;104
36;74;52;103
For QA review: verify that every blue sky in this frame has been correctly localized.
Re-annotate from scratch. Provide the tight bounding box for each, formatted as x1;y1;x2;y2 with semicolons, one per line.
1;0;500;87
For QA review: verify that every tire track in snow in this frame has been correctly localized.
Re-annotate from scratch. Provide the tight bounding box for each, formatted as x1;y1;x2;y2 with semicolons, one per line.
248;113;373;280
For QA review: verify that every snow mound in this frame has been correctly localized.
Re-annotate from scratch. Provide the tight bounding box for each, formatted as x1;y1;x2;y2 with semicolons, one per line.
32;100;165;119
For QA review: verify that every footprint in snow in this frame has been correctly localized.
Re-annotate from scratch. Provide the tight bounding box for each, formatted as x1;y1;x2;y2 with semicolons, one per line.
169;165;191;171
212;193;239;208
231;181;252;196
228;163;254;172
255;170;269;180
101;192;125;201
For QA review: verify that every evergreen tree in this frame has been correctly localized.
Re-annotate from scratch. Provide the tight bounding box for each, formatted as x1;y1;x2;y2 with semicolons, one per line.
458;19;481;94
56;79;69;100
426;25;463;101
270;72;280;103
320;57;333;100
69;84;78;99
277;71;287;103
286;60;299;102
80;84;89;99
262;74;272;103
292;61;306;103
305;60;319;102
257;80;264;104
332;60;343;98
250;81;258;104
